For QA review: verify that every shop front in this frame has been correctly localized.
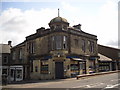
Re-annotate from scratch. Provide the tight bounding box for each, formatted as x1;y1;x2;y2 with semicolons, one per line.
98;53;112;72
69;58;86;77
10;66;23;81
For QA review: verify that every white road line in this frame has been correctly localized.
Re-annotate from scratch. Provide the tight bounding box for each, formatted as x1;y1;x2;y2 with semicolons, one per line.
72;83;104;88
105;83;120;88
111;79;120;81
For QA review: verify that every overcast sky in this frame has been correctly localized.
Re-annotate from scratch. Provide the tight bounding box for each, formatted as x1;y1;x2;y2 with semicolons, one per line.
0;0;119;48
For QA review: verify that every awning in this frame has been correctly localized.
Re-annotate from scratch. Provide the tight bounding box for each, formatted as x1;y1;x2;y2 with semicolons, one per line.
41;56;52;60
70;58;86;62
98;53;112;62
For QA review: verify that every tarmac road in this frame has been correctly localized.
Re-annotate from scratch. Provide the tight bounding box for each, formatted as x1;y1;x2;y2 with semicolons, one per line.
2;72;120;90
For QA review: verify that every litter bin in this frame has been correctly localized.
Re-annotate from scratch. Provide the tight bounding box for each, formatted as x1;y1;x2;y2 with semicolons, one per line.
2;74;7;85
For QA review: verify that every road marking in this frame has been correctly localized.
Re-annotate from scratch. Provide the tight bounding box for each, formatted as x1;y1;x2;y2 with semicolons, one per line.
72;83;104;88
111;79;120;81
105;83;120;88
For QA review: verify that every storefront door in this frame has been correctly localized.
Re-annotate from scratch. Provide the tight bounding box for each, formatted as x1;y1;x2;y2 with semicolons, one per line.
10;66;23;81
55;62;64;79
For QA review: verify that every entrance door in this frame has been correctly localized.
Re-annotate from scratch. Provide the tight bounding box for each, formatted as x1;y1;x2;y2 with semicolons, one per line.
55;62;64;79
10;69;15;81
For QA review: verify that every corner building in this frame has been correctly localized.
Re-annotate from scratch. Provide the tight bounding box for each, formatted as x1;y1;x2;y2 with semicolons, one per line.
11;16;99;80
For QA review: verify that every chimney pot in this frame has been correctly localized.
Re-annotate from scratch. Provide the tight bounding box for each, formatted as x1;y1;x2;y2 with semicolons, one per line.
8;41;12;46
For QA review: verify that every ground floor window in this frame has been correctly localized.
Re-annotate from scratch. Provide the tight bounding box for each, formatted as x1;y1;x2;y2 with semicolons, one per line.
70;64;78;71
41;60;49;74
10;66;23;81
99;62;110;72
2;69;8;75
16;69;22;79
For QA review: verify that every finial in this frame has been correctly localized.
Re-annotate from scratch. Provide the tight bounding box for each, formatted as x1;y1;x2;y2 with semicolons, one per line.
58;8;59;17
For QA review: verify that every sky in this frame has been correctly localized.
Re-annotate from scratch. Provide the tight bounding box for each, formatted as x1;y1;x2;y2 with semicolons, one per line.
0;0;119;48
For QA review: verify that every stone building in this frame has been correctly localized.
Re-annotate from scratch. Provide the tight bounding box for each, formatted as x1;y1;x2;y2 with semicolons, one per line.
0;41;12;83
10;41;29;81
98;44;120;71
11;14;99;80
98;53;112;72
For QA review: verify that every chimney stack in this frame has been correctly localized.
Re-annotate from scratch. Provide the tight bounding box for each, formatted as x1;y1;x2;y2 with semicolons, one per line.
36;27;45;33
73;24;81;30
8;41;12;46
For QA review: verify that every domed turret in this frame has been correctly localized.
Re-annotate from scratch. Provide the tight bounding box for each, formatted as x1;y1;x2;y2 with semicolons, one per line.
49;16;69;25
48;9;69;30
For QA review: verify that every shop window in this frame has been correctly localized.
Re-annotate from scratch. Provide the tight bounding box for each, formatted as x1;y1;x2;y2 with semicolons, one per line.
41;61;48;74
2;69;7;74
79;63;84;70
16;69;22;78
70;64;78;71
30;60;33;72
10;69;14;78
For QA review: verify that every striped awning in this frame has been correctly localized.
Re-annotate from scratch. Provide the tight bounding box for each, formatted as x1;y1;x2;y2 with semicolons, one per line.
70;58;86;62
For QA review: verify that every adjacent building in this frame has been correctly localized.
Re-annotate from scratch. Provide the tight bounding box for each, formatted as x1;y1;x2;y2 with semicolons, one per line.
98;53;112;72
0;41;12;83
98;44;120;71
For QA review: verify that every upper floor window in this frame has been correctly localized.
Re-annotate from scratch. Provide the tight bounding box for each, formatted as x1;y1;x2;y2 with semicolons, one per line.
29;42;35;54
19;48;22;60
63;25;67;30
12;51;16;60
82;39;86;52
63;36;67;49
88;41;94;53
3;56;8;63
51;26;55;30
56;36;62;49
51;35;67;50
56;25;61;29
74;39;79;47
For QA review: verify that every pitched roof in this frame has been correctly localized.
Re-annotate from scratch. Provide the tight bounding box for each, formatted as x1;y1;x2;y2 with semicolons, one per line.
98;53;112;61
0;44;11;53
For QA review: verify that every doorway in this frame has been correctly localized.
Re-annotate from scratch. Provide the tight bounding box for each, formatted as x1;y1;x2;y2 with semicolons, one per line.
55;62;64;79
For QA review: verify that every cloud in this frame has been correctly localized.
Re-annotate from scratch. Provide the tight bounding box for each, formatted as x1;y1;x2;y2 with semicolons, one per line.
61;0;118;48
78;0;118;47
107;40;118;48
95;0;118;46
0;0;118;48
0;8;57;46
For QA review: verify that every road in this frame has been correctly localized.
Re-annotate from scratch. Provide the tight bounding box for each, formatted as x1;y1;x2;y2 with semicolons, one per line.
2;72;120;90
